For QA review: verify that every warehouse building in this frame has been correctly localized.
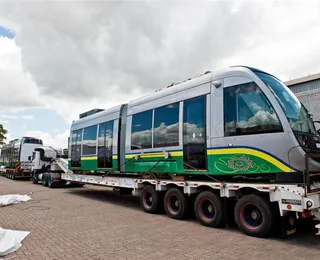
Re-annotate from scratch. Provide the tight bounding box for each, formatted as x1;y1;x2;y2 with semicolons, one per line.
285;72;320;121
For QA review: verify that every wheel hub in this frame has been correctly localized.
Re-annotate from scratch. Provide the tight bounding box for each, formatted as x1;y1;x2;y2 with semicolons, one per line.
251;210;260;220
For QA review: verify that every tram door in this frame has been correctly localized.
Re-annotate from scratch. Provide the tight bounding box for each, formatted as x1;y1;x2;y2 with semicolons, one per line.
183;95;207;171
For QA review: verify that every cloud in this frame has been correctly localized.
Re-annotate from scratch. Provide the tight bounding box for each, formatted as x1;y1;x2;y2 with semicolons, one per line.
0;0;320;147
0;36;42;113
0;114;34;120
2;0;319;111
0;115;17;119
23;129;70;149
20;115;34;120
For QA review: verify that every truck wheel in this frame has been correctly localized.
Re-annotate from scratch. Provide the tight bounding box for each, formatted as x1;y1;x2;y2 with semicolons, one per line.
48;176;54;188
234;194;275;237
42;175;48;187
164;188;188;220
32;173;38;184
140;185;161;214
194;191;225;228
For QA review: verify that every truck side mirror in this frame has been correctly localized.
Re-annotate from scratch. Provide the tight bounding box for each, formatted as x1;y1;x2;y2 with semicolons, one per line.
28;156;32;161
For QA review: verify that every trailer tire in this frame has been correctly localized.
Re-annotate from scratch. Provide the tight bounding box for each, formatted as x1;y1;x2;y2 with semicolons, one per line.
234;194;275;237
140;185;161;214
164;188;188;220
194;191;225;228
42;175;48;187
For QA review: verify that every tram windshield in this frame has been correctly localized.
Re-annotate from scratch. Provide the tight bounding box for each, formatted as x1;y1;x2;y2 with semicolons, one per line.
255;72;317;135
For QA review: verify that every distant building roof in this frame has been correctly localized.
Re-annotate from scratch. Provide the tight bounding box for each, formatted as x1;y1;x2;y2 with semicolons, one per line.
285;72;320;86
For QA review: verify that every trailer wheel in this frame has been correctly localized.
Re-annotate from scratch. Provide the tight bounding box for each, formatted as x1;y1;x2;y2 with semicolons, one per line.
194;191;225;228
42;175;48;187
140;185;161;214
235;194;275;237
164;188;188;220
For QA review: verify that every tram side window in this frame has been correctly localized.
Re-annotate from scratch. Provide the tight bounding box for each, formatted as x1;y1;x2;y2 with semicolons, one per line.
154;103;179;148
71;129;82;167
82;125;98;155
131;110;152;150
98;121;114;168
224;82;283;136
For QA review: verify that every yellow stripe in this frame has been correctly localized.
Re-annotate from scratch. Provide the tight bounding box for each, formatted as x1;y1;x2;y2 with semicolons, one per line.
125;151;183;159
69;156;118;160
81;157;98;161
207;148;294;172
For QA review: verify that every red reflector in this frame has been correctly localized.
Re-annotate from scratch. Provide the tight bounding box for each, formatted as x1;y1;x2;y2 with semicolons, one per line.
233;185;239;189
301;211;311;218
287;205;292;210
215;184;220;187
263;187;269;190
193;184;198;186
179;183;184;185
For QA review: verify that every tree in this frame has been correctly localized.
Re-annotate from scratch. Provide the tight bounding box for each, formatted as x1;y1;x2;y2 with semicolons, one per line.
0;124;8;146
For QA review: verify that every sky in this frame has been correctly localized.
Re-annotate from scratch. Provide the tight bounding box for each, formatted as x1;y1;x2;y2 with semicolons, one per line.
0;0;320;149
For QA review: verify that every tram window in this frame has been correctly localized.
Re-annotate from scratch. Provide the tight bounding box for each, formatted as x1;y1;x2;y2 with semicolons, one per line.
224;82;282;136
131;110;152;150
154;103;179;148
98;121;114;168
71;129;82;167
82;125;97;155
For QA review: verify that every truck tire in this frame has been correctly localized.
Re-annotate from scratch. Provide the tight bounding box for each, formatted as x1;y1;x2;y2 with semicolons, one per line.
194;191;225;228
140;185;161;214
32;173;38;184
234;194;275;237
48;176;54;188
42;175;48;187
164;187;188;220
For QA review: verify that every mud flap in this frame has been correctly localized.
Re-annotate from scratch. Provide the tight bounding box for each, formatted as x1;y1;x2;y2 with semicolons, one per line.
316;223;320;235
281;213;297;238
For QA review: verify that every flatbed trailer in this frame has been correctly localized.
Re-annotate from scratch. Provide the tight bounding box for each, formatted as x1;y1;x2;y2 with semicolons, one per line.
5;162;33;180
61;170;320;238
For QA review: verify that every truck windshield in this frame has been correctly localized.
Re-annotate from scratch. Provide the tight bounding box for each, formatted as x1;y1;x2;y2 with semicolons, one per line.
23;138;43;145
255;72;317;135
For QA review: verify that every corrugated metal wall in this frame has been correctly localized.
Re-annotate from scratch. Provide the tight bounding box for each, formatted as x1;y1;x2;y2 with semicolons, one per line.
289;79;320;94
288;79;320;121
